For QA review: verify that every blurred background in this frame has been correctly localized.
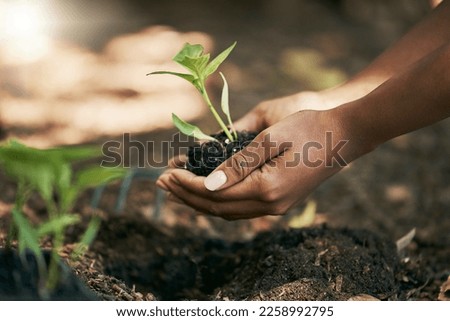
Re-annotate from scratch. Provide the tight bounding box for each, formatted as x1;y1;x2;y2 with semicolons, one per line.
0;0;449;245
0;0;434;147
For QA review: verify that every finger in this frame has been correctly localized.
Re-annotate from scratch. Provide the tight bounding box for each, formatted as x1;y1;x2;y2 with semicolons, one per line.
159;168;261;201
158;168;202;192
156;170;181;195
165;179;276;220
233;109;265;132
167;192;184;204
203;129;291;191
174;168;262;201
155;179;169;191
168;154;188;168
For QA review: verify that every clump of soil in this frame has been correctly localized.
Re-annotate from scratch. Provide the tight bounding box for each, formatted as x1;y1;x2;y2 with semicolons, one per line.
82;217;400;301
186;131;258;176
216;228;399;300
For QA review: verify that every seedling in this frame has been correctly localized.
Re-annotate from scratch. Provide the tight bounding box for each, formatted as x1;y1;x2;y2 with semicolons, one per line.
149;42;238;142
0;140;127;297
149;42;258;176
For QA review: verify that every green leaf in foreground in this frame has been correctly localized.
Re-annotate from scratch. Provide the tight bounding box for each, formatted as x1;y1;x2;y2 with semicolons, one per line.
172;113;217;141
11;208;47;281
12;208;42;257
37;214;81;238
47;145;100;162
72;216;102;259
75;166;128;190
0;143;56;202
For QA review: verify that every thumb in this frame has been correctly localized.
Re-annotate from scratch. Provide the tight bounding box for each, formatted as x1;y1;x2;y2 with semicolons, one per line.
204;130;289;191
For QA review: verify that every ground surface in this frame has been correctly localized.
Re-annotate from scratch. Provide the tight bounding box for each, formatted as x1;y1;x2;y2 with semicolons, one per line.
0;0;449;300
70;217;402;301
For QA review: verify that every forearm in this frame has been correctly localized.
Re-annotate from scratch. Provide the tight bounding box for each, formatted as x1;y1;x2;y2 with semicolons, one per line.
321;0;450;108
337;42;450;159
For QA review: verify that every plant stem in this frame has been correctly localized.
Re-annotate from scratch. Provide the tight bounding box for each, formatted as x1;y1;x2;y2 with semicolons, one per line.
46;232;63;290
227;114;238;141
7;181;28;250
46;198;58;220
200;87;234;142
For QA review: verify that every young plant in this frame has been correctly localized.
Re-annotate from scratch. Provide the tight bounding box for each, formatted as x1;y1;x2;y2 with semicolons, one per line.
149;42;238;142
0;140;127;296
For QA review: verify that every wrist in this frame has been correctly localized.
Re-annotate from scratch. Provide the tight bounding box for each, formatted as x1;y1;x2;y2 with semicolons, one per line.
326;99;381;164
319;78;382;109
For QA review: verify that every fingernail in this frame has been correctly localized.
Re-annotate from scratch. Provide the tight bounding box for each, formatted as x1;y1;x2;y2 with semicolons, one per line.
204;170;227;191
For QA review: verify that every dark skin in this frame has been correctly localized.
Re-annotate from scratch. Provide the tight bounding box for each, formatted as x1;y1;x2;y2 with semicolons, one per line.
157;1;450;220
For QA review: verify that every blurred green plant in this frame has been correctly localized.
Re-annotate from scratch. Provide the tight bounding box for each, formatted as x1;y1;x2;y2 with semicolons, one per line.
0;140;127;297
149;42;238;142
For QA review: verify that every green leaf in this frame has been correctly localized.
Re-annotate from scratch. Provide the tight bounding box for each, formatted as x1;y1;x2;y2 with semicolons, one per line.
54;163;73;213
0;141;107;214
47;145;100;163
172;113;217;141
0;144;56;202
78;216;101;248
148;71;196;83
11;208;48;284
220;72;231;120
219;72;237;140
37;214;81;237
75;166;128;190
182;55;210;76
12;208;42;257
0;142;98;203
173;43;204;60
172;43;210;77
148;71;201;91
72;216;101;259
204;41;237;77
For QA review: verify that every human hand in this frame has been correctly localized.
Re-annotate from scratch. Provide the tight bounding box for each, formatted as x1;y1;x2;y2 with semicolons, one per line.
232;91;334;132
157;108;360;220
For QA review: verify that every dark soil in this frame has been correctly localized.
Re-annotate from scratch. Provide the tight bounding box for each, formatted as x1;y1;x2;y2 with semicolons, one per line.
186;131;258;176
215;228;399;300
68;217;401;301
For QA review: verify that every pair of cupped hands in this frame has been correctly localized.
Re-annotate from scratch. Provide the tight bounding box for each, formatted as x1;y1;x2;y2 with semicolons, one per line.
157;92;359;220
